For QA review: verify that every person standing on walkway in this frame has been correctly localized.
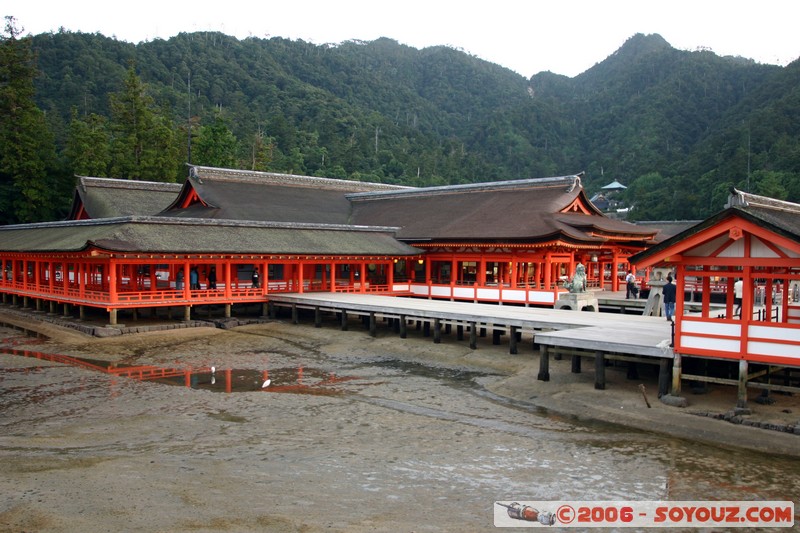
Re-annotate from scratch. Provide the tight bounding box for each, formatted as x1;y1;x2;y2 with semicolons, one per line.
663;275;676;322
734;278;743;317
625;270;637;299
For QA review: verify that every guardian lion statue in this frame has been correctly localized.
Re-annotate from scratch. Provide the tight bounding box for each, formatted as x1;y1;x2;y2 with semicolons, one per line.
564;263;587;293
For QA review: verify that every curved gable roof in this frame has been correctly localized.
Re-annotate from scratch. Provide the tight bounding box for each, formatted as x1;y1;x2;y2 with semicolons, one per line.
162;166;411;224
67;177;182;220
349;173;656;244
630;189;800;267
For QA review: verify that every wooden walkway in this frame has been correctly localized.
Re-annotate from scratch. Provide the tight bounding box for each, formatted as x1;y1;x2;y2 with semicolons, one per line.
267;292;674;358
268;292;676;392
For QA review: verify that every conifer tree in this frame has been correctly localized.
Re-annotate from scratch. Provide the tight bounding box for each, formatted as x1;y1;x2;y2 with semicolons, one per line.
0;17;58;223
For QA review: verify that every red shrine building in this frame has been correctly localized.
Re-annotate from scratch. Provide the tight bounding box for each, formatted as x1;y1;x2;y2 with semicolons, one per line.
0;166;658;324
630;189;800;404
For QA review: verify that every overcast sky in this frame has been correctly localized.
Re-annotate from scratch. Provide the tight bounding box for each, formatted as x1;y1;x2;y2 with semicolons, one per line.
8;0;800;77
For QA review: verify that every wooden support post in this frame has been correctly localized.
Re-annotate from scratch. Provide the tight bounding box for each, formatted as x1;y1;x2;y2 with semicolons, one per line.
399;314;407;339
626;362;639;380
423;321;430;337
268;302;275;319
671;353;682;395
469;321;477;350
184;306;191;322
492;329;502;345
658;358;670;398
23;296;29;309
109;308;118;326
35;299;42;312
314;306;322;328
537;345;550;381
224;304;231;318
49;300;56;314
79;305;86;321
532;331;539;351
571;354;581;373
737;359;749;409
291;304;298;324
456;324;464;341
594;351;605;390
340;309;348;331
444;324;451;334
433;318;441;344
509;326;518;355
63;303;69;317
480;327;486;337
369;312;377;337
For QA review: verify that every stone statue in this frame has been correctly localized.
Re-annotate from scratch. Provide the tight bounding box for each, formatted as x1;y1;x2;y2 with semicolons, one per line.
564;263;587;293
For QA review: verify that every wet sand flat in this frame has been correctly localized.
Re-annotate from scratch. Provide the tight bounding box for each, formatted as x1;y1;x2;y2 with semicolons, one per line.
1;316;799;531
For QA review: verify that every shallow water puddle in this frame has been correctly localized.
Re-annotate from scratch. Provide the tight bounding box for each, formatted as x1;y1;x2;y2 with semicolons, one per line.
0;341;358;394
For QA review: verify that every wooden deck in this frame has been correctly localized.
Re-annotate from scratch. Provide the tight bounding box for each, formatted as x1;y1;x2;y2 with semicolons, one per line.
267;292;674;359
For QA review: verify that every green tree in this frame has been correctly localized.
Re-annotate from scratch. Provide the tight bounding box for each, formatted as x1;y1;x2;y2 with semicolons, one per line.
108;64;180;181
66;109;111;177
0;17;59;223
193;114;239;168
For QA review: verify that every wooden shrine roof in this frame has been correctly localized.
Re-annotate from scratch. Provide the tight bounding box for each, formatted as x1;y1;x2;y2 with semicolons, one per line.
630;189;800;266
348;174;658;244
163;166;410;224
0;217;421;257
66;177;183;220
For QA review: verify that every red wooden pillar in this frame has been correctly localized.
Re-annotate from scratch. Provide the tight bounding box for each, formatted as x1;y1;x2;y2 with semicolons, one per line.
297;261;305;294
544;253;552;290
701;274;711;317
223;261;232;298
109;260;118;304
359;262;367;293
63;261;69;295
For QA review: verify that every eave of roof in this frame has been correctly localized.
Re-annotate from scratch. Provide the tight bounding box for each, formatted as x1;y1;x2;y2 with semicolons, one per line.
0;216;421;257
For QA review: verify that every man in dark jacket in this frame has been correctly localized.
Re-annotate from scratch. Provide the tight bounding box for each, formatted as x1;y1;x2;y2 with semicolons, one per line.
663;275;676;322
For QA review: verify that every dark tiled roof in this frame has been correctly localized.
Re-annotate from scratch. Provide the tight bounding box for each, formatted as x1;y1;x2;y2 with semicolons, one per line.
163;166;411;224
349;175;656;243
0;217;421;256
67;177;182;219
631;220;702;242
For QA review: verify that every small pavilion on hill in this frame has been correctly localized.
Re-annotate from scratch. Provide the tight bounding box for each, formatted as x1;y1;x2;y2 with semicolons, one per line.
630;188;800;407
0;165;659;324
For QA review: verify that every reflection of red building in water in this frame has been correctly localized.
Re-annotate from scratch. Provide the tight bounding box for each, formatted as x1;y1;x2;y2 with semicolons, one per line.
0;166;658;324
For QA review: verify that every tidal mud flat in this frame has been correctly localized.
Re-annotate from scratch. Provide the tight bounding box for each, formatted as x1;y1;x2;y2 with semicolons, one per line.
1;316;799;532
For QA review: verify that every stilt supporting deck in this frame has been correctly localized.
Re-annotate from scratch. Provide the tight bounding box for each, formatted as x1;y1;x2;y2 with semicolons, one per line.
737;359;749;409
658;359;670;397
224;304;231;318
537;345;550;381
456;324;464;341
509;326;518;355
183;306;191;322
369;312;377;337
109;308;118;326
340;309;348;331
469;321;477;350
291;304;298;324
672;353;682;395
433;318;441;343
399;314;407;338
314;307;322;328
594;351;605;390
79;305;86;321
572;354;582;373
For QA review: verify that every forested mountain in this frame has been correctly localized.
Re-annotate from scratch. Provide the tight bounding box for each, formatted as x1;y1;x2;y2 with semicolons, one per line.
2;24;799;224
